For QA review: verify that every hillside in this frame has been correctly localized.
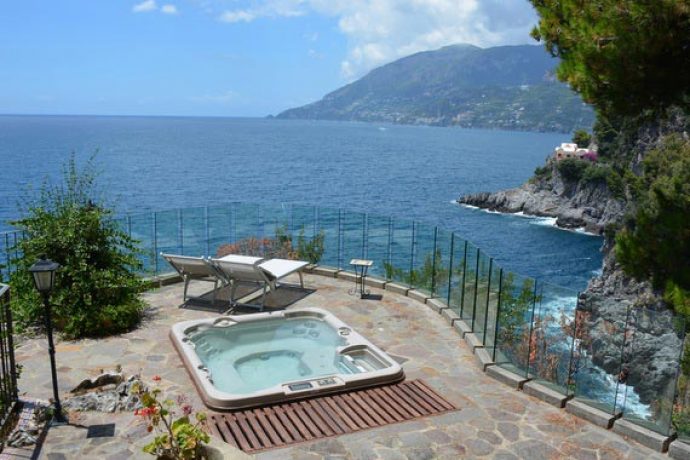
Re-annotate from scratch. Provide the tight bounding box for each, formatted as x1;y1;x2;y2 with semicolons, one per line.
277;44;594;132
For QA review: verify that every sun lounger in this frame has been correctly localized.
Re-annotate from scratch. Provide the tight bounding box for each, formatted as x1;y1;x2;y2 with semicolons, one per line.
210;255;308;310
161;253;223;305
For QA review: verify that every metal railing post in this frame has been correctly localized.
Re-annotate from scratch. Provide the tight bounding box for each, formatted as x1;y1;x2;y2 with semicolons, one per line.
152;212;158;274
409;222;416;283
362;213;367;259
431;227;438;296
205;206;210;256
492;268;503;361
482;258;494;344
446;233;455;307
459;240;468;317
471;248;480;331
387;216;393;268
337;209;343;270
525;280;539;378
178;209;183;254
565;291;582;396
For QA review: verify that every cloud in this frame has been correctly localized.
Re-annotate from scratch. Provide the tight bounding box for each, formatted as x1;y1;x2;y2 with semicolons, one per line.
214;0;537;78
161;4;178;14
133;0;157;13
308;49;325;60
219;10;255;23
218;0;305;23
133;0;179;15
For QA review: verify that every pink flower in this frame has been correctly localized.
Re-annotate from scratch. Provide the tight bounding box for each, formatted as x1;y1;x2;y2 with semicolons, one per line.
152;375;161;382
182;405;192;416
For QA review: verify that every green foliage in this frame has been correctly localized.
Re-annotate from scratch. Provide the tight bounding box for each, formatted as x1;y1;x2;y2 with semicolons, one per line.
134;378;210;459
581;164;625;197
9;155;145;338
532;165;552;182
616;135;690;305
497;274;539;349
556;158;589;183
296;228;325;265
530;1;690;118
572;130;591;148
383;249;448;294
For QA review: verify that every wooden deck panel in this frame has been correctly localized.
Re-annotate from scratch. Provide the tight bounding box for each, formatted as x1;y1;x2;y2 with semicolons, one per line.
205;380;457;453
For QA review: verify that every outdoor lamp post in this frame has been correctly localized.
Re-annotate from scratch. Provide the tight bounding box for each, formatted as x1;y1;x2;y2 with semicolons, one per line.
29;255;66;423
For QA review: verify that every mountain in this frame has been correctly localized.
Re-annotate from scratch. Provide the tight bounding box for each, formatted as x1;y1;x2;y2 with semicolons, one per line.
276;44;594;132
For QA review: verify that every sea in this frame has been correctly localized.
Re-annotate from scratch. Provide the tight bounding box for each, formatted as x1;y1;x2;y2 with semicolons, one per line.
0;115;602;290
1;115;656;417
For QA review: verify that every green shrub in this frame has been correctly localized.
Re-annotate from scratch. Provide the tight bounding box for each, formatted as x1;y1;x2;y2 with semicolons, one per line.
556;158;589;183
296;228;325;264
9;156;145;338
616;134;690;306
532;165;552;182
580;164;625;197
572;129;591;148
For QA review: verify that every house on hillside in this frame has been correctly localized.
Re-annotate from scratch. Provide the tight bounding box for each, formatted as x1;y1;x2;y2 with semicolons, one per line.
554;142;597;162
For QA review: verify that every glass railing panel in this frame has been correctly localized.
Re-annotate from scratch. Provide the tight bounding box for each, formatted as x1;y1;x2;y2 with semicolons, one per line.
494;272;537;378
410;222;436;294
233;202;261;252
341;210;365;270
460;242;479;325
528;281;579;395
289;205;317;240
431;228;453;302
446;236;467;317
676;362;690;443
386;218;413;285
1;231;23;279
483;263;503;356
619;308;685;435
570;301;626;412
207;204;235;258
180;207;206;257
257;203;288;239
472;251;492;341
365;213;390;280
315;207;340;268
154;209;180;268
128;212;154;274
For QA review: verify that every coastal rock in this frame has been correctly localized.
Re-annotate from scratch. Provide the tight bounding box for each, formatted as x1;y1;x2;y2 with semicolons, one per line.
581;246;683;405
457;163;625;234
63;375;145;413
458;160;682;408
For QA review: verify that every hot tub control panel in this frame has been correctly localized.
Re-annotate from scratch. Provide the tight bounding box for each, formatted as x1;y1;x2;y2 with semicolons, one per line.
284;376;345;395
288;382;313;391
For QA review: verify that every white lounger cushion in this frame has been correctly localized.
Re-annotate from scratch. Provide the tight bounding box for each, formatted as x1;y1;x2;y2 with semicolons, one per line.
218;254;265;265
258;259;309;281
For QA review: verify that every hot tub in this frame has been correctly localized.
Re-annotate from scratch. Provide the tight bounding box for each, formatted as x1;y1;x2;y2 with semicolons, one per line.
170;308;404;410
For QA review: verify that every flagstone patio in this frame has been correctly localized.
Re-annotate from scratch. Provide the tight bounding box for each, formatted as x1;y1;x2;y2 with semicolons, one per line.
14;273;667;459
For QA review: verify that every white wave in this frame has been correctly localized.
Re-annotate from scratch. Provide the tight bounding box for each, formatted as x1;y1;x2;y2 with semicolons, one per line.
530;216;559;227
456;202;602;237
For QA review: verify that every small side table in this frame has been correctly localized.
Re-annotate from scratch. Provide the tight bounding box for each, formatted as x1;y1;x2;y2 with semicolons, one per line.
349;259;373;298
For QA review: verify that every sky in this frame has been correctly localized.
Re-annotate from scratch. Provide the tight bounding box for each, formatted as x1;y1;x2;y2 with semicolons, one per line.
0;1;539;117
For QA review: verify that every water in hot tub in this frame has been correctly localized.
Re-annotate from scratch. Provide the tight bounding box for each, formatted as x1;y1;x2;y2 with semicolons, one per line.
190;318;352;393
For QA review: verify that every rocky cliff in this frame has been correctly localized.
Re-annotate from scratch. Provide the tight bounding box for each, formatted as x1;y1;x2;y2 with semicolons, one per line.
457;161;625;234
580;242;683;405
459;159;682;407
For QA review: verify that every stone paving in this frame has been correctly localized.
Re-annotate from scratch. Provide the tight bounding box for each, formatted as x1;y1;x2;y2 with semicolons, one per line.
15;274;668;459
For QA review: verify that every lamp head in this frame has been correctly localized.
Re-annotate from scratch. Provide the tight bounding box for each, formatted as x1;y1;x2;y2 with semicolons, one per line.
29;255;60;295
